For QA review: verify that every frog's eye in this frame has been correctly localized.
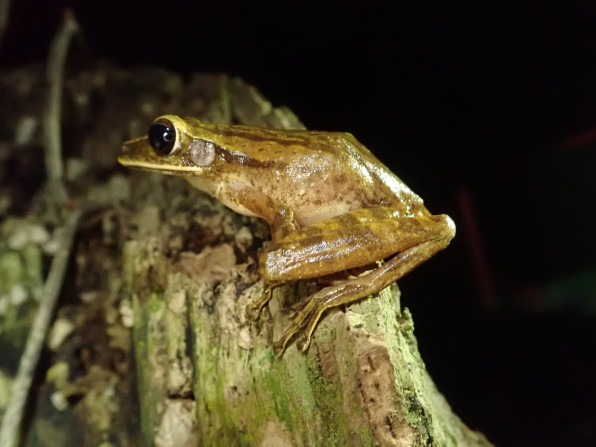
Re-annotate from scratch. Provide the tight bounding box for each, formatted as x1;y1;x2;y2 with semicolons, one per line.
148;122;176;155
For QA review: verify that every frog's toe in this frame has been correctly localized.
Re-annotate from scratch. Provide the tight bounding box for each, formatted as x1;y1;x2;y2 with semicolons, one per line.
296;333;312;352
245;303;261;320
272;297;319;356
272;338;287;357
245;285;272;320
273;316;302;356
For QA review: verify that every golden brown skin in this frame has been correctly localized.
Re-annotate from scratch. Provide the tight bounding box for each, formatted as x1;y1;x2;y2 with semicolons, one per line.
119;115;455;355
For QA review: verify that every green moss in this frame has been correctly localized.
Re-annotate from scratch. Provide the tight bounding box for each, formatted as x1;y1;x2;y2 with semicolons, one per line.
261;365;292;424
146;291;165;314
132;291;167;445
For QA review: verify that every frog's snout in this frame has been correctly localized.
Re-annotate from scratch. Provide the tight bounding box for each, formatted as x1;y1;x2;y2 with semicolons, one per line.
119;144;130;156
117;143;133;166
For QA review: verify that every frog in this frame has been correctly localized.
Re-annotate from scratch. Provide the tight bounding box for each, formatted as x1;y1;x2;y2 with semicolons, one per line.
119;115;456;356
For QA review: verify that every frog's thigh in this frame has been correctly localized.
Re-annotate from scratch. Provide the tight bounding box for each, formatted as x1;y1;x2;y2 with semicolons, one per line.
259;206;452;285
270;210;456;355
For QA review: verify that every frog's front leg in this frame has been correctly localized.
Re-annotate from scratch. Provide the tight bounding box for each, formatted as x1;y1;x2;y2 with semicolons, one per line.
252;206;455;355
213;181;297;241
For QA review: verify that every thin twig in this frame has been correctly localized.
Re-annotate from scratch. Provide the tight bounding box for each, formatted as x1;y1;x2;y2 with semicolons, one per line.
43;11;80;184
0;0;11;51
0;209;82;447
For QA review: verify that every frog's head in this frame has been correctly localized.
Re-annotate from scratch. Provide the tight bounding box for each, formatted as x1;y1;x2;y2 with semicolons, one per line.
118;115;223;176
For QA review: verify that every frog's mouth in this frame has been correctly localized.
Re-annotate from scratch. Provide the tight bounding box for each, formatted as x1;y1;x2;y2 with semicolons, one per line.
118;136;203;176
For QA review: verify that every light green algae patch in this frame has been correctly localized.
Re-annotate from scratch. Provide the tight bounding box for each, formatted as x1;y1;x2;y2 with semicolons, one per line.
132;291;167;445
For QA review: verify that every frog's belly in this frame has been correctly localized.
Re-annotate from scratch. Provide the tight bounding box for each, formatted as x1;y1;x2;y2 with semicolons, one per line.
293;202;354;227
213;176;382;227
218;192;356;227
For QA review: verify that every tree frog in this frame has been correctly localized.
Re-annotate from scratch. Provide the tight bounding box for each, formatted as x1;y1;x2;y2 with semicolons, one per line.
119;115;455;355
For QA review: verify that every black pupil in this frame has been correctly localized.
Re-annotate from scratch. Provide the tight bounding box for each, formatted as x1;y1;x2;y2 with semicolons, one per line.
148;123;175;153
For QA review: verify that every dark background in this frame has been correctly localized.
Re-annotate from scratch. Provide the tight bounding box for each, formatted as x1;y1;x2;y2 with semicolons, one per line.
2;1;596;445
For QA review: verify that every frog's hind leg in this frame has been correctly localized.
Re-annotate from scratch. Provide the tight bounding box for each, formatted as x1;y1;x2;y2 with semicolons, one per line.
270;211;455;356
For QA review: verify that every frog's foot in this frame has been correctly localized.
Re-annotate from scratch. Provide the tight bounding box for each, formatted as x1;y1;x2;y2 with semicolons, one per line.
245;286;272;320
273;281;353;356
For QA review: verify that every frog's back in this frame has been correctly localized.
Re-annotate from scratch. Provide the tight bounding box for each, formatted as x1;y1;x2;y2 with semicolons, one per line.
209;124;427;221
